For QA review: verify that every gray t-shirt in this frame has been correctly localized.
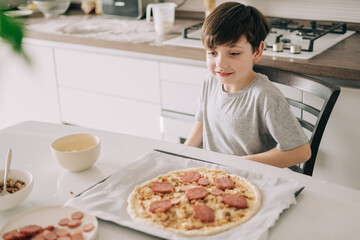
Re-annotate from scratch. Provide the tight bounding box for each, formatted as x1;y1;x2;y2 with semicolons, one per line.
195;73;309;156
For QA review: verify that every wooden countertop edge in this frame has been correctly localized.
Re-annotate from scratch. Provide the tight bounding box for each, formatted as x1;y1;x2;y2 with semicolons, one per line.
25;30;360;84
258;58;359;82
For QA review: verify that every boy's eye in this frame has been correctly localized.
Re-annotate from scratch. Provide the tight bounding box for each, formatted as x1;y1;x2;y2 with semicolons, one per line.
229;53;240;56
207;51;216;55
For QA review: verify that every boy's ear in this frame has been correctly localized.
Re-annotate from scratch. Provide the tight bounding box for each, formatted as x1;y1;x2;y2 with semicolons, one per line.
253;41;265;63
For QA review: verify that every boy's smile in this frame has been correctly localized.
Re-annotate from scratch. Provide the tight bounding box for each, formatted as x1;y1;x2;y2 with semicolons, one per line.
205;36;264;93
217;71;233;77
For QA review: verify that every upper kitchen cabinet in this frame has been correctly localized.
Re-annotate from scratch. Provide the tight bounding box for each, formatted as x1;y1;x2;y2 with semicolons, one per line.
54;48;162;140
0;42;61;129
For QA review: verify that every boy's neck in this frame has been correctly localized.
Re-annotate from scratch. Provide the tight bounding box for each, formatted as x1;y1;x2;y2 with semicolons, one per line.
222;71;257;93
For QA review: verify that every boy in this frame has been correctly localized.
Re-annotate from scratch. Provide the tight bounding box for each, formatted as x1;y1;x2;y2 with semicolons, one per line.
184;2;311;168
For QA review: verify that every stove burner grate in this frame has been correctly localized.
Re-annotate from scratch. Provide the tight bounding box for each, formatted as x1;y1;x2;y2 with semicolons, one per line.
182;18;349;53
269;20;347;52
182;23;203;40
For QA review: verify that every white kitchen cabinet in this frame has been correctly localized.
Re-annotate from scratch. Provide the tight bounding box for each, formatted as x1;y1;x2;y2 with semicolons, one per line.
161;116;195;143
55;49;160;103
59;87;161;139
0;42;61;129
160;62;207;86
159;62;207;142
54;48;162;140
160;62;207;115
161;81;201;116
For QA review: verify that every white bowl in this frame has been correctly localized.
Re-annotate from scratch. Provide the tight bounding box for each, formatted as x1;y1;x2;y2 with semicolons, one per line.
51;133;101;173
0;169;34;211
33;0;70;18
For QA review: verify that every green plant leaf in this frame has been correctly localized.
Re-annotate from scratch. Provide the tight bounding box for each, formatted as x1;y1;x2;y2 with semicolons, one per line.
0;10;25;55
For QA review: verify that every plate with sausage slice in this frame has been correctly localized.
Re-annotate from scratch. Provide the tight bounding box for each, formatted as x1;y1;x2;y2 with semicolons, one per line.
0;205;98;240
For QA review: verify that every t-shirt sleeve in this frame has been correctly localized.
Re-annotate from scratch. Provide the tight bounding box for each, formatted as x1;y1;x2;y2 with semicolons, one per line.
265;97;309;151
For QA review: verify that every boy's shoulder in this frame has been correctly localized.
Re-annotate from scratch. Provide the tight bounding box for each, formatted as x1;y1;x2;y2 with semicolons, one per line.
252;72;273;87
251;73;282;95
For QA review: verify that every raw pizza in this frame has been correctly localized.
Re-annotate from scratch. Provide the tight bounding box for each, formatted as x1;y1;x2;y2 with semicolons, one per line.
127;168;261;236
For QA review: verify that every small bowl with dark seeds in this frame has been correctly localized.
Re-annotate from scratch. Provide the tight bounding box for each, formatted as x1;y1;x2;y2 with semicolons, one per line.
0;169;33;211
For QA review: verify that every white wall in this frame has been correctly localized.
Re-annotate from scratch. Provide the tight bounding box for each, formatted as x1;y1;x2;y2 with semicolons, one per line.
173;0;360;23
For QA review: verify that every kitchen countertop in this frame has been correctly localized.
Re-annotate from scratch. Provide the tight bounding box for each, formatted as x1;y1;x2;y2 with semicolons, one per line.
22;10;360;85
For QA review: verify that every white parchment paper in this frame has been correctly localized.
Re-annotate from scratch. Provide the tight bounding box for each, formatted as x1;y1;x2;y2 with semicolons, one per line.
65;150;302;240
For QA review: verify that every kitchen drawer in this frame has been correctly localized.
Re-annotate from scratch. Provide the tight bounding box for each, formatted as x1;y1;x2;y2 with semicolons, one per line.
161;114;194;143
59;87;162;140
55;49;160;103
161;81;201;116
160;62;208;86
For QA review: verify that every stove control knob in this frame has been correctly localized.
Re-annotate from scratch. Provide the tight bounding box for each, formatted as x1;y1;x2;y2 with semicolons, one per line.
290;44;302;54
273;42;283;52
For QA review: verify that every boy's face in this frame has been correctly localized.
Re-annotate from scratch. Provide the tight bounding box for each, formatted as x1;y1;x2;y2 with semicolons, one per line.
205;36;263;92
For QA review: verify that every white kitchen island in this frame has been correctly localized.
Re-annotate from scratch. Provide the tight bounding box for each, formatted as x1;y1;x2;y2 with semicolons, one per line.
0;121;359;239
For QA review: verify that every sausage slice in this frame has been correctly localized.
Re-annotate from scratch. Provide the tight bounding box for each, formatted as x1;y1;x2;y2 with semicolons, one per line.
70;230;85;240
32;233;46;240
214;177;235;190
197;177;210;186
82;223;95;232
180;171;201;183
43;230;57;240
210;188;223;196
222;194;248;208
58;218;70;226
71;211;84;220
18;224;42;235
148;200;173;213
67;219;82;228
3;230;27;240
150;182;174;193
185;187;208;200
192;204;215;222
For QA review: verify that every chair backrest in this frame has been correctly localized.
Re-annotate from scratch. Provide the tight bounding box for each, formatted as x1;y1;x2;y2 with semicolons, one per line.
253;65;340;176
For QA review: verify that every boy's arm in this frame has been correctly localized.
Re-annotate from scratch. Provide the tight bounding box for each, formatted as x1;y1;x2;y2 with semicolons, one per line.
245;142;311;168
184;121;203;148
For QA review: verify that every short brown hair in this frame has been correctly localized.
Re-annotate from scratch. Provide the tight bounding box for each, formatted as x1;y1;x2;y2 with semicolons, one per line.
201;2;270;52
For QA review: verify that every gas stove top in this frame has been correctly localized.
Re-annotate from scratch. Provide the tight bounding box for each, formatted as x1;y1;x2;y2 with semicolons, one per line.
163;19;355;59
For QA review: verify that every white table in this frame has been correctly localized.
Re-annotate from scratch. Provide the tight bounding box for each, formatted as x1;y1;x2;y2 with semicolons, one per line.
1;121;359;239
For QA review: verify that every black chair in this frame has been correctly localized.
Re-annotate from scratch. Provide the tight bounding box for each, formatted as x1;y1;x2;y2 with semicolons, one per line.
253;65;340;176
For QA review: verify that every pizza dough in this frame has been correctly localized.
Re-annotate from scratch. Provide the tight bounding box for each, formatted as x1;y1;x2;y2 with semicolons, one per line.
127;168;261;236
